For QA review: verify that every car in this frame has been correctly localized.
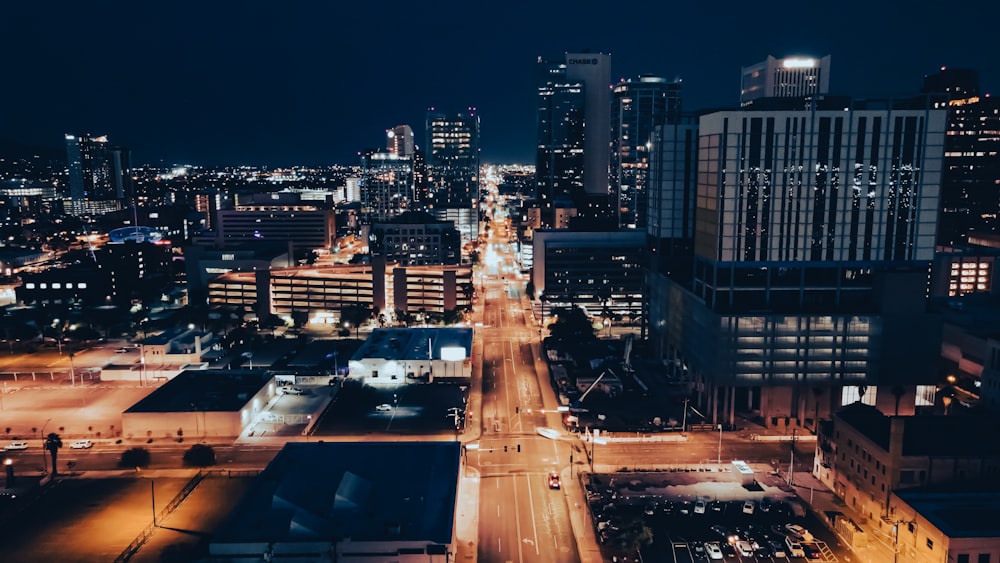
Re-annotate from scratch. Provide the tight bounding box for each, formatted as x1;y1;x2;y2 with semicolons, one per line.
694;498;707;514
735;541;754;557
4;441;29;451
720;542;736;558
692;541;706;558
759;496;773;512
785;536;806;557
742;500;755;514
374;403;393;411
803;543;822;559
705;541;724;560
710;524;737;543
281;386;305;395
785;523;814;542
115;347;130;353
769;539;788;557
548;471;561;489
69;440;93;449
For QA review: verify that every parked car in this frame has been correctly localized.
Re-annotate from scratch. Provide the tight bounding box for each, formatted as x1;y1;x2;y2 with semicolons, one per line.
735;541;754;557
69;440;93;449
547;471;561;489
742;500;755;514
785;536;806;557
705;541;724;560
785;523;814;542
769;539;788;557
803;543;822;559
694;498;707;514
281;386;305;395
4;441;28;451
374;403;393;411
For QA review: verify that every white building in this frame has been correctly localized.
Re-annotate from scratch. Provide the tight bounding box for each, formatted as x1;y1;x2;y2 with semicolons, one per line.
348;328;473;386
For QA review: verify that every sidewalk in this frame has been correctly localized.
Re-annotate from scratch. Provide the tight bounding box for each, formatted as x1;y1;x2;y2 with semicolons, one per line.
562;466;605;563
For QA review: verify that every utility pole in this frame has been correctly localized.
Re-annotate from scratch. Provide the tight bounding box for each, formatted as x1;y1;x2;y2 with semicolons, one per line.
681;398;688;432
788;427;796;487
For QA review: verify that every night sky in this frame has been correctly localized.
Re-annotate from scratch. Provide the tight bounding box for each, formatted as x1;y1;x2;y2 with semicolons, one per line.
4;1;999;166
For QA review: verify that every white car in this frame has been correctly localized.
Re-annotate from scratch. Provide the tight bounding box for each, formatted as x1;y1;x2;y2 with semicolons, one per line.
69;440;93;449
735;541;754;557
785;523;814;542
742;500;755;514
694;498;707;514
374;403;393;412
281;387;305;395
4;441;29;451
705;541;724;560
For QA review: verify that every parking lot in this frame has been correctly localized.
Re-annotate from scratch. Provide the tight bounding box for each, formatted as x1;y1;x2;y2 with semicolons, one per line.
312;380;468;436
584;470;842;562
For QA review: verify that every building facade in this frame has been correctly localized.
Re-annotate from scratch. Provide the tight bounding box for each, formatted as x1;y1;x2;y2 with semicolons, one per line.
611;75;682;229
920;68;1000;246
740;55;831;106
536;53;611;203
64;134;131;215
656;99;946;429
370;211;460;266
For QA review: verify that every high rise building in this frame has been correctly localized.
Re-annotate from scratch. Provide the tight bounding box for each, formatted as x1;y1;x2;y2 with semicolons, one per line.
611;75;682;228
65;134;130;215
652;98;946;430
536;53;611;204
425;109;480;244
425;109;480;207
920;67;1000;245
740;55;831;106
361;150;415;222
386;125;415;157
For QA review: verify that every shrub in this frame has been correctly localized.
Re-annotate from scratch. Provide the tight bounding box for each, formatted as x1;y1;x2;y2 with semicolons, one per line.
119;447;151;468
182;444;216;467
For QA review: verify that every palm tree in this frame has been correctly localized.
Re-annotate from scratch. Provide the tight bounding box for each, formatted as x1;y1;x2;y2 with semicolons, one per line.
45;432;63;476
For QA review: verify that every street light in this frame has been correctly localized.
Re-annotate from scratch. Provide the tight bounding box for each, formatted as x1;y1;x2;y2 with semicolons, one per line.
136;468;157;527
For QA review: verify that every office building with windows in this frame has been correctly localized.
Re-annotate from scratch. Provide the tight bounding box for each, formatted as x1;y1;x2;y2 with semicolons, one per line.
536;53;611;206
920;68;1000;245
361;150;416;222
425;109;480;244
654;98;946;430
740;55;831;106
64;133;132;215
387;124;415;157
611;75;682;228
370;211;460;266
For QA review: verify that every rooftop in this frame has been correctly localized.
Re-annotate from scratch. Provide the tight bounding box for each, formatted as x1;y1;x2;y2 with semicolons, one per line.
213;442;459;544
896;489;1000;538
835;402;1000;456
124;369;271;413
351;328;473;362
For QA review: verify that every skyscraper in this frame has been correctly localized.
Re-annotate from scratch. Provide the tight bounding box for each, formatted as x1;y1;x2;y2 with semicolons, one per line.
386;125;415;157
536;52;611;204
652;98;946;430
425;109;480;207
611;75;682;228
740;55;831;106
65;133;129;215
920;67;1000;245
361;150;415;222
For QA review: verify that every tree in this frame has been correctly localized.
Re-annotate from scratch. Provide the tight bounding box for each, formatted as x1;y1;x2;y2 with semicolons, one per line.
340;304;372;338
548;306;597;344
44;433;63;476
119;447;151;468
182;444;216;467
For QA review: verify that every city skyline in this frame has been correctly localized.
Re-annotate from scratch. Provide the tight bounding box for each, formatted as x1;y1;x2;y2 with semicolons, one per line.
3;1;1000;166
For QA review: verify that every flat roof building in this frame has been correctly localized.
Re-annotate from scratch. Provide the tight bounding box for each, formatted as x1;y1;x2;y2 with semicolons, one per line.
123;369;274;439
210;441;459;562
349;328;473;385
